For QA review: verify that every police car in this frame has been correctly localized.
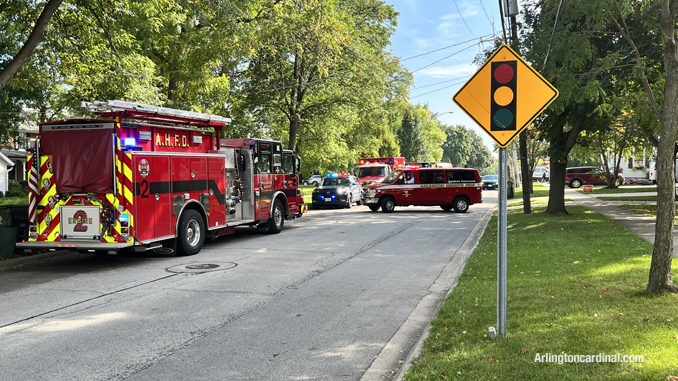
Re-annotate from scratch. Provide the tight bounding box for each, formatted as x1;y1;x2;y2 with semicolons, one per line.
311;173;363;209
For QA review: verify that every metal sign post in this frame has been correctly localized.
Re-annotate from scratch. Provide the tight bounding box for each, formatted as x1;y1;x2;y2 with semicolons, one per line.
452;44;558;339
497;147;508;337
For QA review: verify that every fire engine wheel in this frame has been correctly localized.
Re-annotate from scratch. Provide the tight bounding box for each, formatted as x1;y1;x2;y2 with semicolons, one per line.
381;197;396;213
368;205;380;212
178;209;205;256
268;199;284;234
453;197;470;213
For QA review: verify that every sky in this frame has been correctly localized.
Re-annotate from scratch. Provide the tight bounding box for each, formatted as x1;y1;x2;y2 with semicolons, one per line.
386;0;504;155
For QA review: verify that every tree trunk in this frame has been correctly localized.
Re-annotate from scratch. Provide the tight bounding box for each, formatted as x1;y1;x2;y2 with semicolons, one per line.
544;114;587;214
545;160;568;214
647;0;678;294
289;116;299;151
519;132;531;213
0;0;63;91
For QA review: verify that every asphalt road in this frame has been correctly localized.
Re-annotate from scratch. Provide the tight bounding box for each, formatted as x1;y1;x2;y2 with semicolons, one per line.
0;192;496;381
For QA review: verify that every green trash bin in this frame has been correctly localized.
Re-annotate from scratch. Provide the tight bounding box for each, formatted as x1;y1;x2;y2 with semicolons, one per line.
507;180;516;199
0;206;18;256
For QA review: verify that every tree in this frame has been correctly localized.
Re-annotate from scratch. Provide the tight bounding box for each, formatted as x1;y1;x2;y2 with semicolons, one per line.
0;0;63;91
619;0;678;293
398;110;427;162
522;0;677;293
441;125;492;170
232;0;407;152
520;0;631;214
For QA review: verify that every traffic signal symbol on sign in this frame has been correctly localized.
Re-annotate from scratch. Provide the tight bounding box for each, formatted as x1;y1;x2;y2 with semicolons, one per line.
452;44;558;148
491;61;517;131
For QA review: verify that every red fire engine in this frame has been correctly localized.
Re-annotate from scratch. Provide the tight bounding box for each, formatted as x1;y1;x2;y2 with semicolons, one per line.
17;100;306;256
356;157;405;186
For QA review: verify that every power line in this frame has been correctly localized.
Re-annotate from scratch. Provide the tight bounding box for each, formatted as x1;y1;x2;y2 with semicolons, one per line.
400;35;493;62
411;43;478;74
478;0;494;29
453;0;476;38
412;76;470;89
543;0;565;68
409;79;468;99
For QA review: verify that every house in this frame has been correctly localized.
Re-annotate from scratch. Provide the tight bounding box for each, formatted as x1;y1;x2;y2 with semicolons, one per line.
0;150;15;194
1;116;39;185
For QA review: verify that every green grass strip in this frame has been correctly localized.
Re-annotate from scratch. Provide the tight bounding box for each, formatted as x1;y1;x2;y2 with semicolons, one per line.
405;206;678;381
575;186;657;194
507;198;570;207
597;196;657;202
0;197;27;206
514;183;551;199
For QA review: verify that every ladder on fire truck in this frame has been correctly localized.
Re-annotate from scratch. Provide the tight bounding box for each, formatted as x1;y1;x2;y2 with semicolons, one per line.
81;100;232;125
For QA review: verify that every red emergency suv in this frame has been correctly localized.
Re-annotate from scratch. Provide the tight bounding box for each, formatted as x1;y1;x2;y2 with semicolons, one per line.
363;167;483;213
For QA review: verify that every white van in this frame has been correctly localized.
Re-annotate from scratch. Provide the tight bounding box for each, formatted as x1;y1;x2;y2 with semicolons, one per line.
648;160;678;184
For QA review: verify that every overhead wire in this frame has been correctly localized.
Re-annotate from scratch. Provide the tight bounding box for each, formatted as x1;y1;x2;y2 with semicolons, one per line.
400;35;494;62
410;43;478;74
543;0;565;68
411;76;470;89
478;0;494;29
453;0;477;38
409;79;469;99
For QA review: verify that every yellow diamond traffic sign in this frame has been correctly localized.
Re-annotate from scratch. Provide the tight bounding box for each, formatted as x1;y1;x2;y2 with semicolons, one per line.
453;44;558;148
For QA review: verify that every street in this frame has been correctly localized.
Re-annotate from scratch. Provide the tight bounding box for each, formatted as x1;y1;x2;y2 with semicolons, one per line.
0;192;496;381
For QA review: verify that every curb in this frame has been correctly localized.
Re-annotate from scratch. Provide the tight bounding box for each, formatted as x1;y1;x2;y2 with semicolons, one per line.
0;250;83;271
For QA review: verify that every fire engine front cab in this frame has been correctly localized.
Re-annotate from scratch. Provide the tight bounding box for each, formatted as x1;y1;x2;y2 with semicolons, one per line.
363;167;482;213
18;100;306;256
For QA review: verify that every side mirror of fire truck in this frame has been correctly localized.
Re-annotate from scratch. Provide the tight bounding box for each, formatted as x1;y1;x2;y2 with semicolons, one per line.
238;153;246;170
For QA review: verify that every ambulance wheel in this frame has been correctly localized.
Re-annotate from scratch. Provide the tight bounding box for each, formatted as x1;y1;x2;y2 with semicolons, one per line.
368;205;380;212
440;205;452;212
178;209;205;256
268;199;284;234
345;195;353;209
381;197;396;213
452;197;470;213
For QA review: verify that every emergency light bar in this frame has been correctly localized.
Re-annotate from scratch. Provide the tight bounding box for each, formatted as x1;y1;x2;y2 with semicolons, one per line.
81;100;232;124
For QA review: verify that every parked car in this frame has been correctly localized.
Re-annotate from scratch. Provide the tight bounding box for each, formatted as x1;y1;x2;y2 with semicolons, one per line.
311;173;363;209
565;166;624;188
532;167;549;182
482;174;499;190
303;174;322;185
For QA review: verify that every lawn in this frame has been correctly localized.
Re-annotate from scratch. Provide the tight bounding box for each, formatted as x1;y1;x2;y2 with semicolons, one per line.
507;198;570;207
575;185;657;194
404;206;678;380
0;197;27;206
598;196;657;202
513;183;550;199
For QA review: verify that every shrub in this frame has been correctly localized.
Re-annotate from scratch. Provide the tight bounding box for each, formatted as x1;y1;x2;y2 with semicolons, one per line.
6;180;27;198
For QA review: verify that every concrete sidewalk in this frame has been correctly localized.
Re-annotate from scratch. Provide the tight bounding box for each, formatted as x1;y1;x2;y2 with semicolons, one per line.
564;188;678;257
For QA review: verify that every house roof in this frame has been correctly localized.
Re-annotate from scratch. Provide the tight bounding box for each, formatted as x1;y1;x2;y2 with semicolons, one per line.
1;149;28;159
0;151;15;167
